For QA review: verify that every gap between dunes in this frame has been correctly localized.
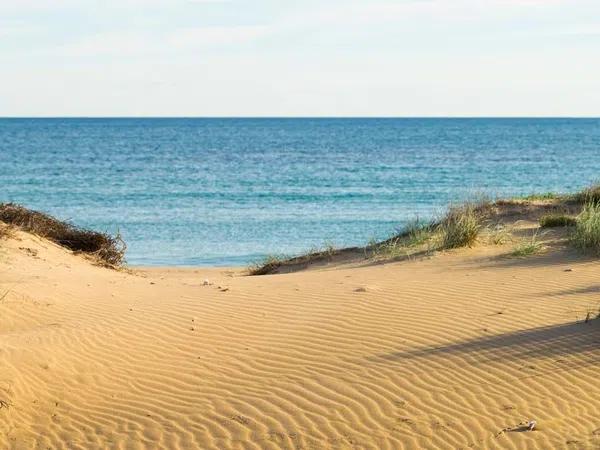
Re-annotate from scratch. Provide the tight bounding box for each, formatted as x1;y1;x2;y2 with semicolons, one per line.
1;206;600;448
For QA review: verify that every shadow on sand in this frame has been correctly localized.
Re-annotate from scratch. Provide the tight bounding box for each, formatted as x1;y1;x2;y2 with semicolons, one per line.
464;245;597;271
534;284;600;298
375;320;600;364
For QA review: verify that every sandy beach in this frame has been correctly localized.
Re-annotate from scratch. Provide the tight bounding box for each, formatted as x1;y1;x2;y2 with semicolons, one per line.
1;211;600;449
2;0;598;446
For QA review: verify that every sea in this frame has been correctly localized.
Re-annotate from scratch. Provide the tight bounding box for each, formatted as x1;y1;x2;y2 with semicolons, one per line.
1;118;599;266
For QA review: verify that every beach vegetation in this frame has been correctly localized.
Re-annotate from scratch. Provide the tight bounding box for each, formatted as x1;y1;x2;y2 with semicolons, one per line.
520;192;560;201
0;223;14;240
571;202;600;255
572;184;600;204
247;254;287;275
369;219;437;259
510;232;543;257
368;240;407;260
488;223;512;245
248;242;338;275
0;203;126;267
321;241;337;258
438;205;481;249
389;219;435;248
539;214;577;228
402;219;435;248
302;242;339;261
251;184;600;275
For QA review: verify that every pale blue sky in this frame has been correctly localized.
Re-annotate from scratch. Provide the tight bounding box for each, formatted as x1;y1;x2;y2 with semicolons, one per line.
1;0;599;116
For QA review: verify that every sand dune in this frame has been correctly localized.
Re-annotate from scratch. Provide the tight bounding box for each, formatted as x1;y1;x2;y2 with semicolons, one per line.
1;230;600;449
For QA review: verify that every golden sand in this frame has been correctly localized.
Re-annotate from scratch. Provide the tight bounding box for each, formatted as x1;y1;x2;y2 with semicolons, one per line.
1;229;600;449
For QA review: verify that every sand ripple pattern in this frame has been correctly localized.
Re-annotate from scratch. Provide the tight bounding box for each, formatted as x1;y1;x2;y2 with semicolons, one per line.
1;237;600;449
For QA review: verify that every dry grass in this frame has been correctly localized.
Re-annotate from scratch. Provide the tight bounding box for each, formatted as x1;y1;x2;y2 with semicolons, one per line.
248;254;286;276
247;243;338;275
0;223;15;240
0;203;126;267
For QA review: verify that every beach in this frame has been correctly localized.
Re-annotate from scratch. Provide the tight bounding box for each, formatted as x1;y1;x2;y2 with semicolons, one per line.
2;205;600;449
2;0;598;446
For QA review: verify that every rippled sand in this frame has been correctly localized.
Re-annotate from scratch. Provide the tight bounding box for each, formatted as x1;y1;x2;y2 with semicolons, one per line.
1;230;600;449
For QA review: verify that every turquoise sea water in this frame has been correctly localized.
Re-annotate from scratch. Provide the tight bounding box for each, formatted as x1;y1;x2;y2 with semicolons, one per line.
1;118;599;266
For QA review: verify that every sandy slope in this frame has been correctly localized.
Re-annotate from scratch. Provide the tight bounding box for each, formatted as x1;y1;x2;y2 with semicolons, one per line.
1;230;600;449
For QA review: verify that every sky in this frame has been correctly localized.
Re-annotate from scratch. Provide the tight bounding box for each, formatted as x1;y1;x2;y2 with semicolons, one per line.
0;0;599;117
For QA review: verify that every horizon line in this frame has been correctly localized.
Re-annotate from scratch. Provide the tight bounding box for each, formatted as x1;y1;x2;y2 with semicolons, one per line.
1;116;599;120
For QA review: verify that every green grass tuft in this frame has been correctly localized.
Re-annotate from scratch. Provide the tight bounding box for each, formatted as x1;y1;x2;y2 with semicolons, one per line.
520;192;560;201
368;220;436;259
400;219;434;248
571;202;600;254
488;223;512;245
438;206;481;249
572;184;600;204
539;214;577;228
510;233;543;257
